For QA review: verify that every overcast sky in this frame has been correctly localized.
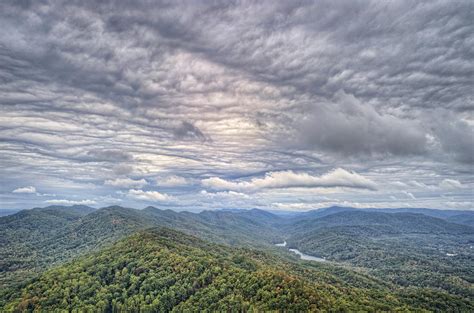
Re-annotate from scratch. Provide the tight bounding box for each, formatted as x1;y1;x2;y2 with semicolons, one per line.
1;0;473;211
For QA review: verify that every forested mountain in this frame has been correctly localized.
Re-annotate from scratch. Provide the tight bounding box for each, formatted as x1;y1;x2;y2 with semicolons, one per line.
0;205;280;289
284;211;474;297
1;205;473;311
2;228;472;312
373;208;474;220
446;213;474;227
286;210;474;235
0;210;20;217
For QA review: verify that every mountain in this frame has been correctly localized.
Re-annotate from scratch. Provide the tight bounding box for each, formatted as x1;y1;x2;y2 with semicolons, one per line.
0;205;280;289
2;228;471;312
372;208;474;219
289;206;474;223
297;206;357;219
0;210;21;217
287;210;474;235
284;211;474;297
294;206;474;221
446;213;474;227
34;205;96;216
1;205;473;309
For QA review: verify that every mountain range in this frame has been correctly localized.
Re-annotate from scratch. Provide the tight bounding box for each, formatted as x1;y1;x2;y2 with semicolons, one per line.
0;205;473;311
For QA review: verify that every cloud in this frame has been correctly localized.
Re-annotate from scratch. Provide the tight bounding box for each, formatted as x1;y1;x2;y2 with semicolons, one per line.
104;178;147;188
434;117;474;164
402;191;416;200
272;202;320;211
391;180;433;190
173;121;208;141
13;186;36;193
440;179;463;189
87;150;133;162
127;189;172;202
45;199;97;205
112;164;134;176
157;175;189;187
202;168;377;192
0;1;472;210
293;91;428;156
200;190;250;199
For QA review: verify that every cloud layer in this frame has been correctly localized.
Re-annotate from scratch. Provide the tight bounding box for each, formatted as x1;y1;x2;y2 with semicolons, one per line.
0;1;472;210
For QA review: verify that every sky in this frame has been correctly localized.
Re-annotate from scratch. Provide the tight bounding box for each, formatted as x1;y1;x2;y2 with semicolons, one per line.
0;0;473;211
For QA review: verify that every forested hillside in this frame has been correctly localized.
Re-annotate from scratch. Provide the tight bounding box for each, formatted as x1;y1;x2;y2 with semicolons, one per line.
2;228;472;312
1;205;473;311
0;205;280;289
284;211;474;297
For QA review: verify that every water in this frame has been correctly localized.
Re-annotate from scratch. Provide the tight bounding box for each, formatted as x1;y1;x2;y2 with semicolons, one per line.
275;241;326;262
288;248;326;262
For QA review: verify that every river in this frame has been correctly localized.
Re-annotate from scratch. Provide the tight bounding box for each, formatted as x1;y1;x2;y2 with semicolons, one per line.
275;241;326;262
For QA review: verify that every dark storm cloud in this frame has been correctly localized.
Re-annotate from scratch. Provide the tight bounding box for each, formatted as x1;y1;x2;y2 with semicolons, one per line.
0;0;472;210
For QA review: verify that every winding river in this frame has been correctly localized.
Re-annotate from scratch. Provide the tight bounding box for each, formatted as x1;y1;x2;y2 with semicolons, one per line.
275;241;326;262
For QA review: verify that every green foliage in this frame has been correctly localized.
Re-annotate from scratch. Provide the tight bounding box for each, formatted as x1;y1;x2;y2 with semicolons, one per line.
0;206;280;290
285;211;474;298
1;206;473;311
4;228;471;312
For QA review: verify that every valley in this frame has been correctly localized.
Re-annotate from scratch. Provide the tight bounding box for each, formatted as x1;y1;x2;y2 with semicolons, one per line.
0;205;473;311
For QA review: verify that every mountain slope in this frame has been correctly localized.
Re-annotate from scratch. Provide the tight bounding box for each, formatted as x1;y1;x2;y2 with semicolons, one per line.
0;205;97;288
0;206;280;289
2;205;473;307
2;228;471;312
284;211;474;297
287;211;474;235
446;213;474;227
0;209;21;217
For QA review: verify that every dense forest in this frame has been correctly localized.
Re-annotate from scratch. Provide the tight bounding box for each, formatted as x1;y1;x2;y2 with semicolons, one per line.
2;228;472;312
0;205;473;311
283;210;474;298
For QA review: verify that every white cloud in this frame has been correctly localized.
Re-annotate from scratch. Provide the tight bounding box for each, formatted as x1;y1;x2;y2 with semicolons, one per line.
157;175;188;187
201;168;377;192
402;191;416;200
12;186;36;193
45;199;97;205
408;181;427;188
391;180;436;191
391;181;409;189
272;202;319;211
439;179;463;189
127;189;172;202
200;190;250;199
105;178;147;188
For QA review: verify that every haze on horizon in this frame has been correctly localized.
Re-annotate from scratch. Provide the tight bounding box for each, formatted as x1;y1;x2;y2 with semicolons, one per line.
0;0;472;211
